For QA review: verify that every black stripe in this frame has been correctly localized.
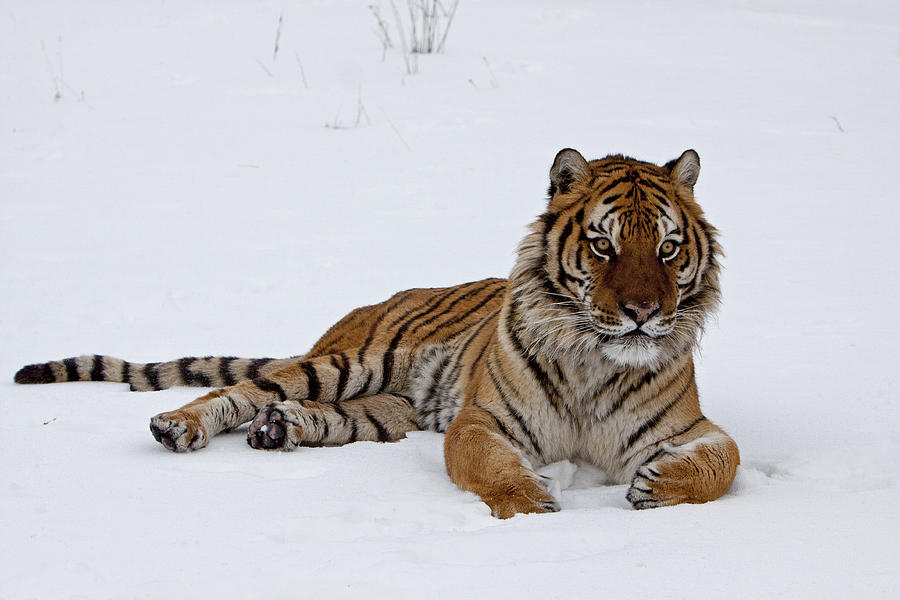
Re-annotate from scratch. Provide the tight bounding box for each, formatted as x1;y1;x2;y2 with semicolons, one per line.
445;308;498;383
380;290;461;392
43;362;55;383
437;308;499;394
393;393;415;408
179;358;196;385
624;395;685;450
425;352;452;401
638;176;667;195
227;396;241;419
358;314;386;364
648;416;706;450
63;357;79;382
253;377;287;401
122;361;131;386
144;363;162;391
319;413;330;441
600;192;624;205
247;358;273;380
632;363;691;411
487;358;543;456
365;410;390;442
194;369;212;387
601;371;655;420
181;357;212;386
90;355;104;381
360;369;373;395
556;217;574;280
357;293;416;364
420;287;505;342
348;416;358;443
383;285;458;330
603;371;622;391
505;301;567;417
333;401;349;421
219;357;237;386
594;175;629;198
331;353;349;401
552;362;567;389
466;329;494;381
409;280;499;337
472;396;516;442
301;362;320;401
539;215;584;299
573;245;586;275
691;221;707;281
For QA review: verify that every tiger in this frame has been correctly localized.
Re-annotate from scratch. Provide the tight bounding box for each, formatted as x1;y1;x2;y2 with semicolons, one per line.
15;148;739;518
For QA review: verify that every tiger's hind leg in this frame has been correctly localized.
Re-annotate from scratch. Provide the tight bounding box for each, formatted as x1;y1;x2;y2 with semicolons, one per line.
149;347;412;452
246;394;420;451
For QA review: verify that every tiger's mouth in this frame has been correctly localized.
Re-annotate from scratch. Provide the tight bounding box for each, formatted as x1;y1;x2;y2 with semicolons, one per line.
621;329;651;338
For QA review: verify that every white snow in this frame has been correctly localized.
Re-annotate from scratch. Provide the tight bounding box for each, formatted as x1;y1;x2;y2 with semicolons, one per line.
2;0;899;598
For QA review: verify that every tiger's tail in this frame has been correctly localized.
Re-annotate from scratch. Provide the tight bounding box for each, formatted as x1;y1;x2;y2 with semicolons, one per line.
13;354;301;392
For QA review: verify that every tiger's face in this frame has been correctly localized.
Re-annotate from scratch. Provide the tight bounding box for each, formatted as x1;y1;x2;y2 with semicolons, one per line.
518;148;720;369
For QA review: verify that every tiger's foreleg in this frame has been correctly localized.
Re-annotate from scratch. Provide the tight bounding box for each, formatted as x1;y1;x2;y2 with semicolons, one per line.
444;405;559;519
626;421;740;509
149;348;413;452
246;393;419;450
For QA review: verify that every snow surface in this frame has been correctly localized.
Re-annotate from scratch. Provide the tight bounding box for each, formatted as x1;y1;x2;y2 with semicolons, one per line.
2;0;899;598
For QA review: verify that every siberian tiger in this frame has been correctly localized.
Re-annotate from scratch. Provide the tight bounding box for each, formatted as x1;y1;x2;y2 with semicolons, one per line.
15;148;739;518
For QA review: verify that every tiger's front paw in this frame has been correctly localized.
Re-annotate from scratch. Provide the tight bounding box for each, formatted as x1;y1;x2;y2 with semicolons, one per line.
247;403;302;451
627;451;700;509
483;482;561;519
150;412;208;452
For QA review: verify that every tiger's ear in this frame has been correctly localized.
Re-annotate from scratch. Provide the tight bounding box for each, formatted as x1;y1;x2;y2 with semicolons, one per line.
667;149;700;190
549;148;589;196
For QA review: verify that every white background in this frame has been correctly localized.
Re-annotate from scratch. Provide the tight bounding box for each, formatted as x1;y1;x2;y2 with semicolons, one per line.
2;1;898;597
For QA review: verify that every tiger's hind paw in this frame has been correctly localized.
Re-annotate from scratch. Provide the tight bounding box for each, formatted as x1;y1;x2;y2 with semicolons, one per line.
247;403;302;451
150;413;208;452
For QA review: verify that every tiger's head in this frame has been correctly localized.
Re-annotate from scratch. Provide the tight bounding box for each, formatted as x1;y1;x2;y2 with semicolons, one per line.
510;148;721;370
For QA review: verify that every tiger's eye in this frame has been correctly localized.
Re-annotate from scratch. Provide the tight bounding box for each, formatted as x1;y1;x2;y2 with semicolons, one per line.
660;240;680;261
593;238;611;252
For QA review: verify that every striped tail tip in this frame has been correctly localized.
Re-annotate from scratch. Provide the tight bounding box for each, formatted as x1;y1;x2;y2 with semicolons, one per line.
14;363;55;384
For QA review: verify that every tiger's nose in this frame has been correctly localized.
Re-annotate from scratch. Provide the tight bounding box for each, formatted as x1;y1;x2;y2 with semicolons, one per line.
621;301;660;326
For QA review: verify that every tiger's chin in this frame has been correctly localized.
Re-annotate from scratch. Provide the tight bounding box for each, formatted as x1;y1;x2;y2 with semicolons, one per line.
600;334;665;369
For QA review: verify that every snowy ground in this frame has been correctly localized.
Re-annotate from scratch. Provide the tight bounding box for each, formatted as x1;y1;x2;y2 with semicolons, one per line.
2;0;899;597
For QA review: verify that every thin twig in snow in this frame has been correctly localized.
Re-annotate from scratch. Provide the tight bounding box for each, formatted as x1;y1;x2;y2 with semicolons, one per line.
255;58;274;78
390;0;417;74
831;115;845;133
369;5;394;62
382;109;412;151
483;56;499;88
273;13;283;60
435;0;459;52
40;38;63;101
355;87;372;128
325;104;345;129
295;52;309;88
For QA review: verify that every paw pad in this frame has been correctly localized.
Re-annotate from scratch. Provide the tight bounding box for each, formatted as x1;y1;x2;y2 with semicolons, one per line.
247;403;301;451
